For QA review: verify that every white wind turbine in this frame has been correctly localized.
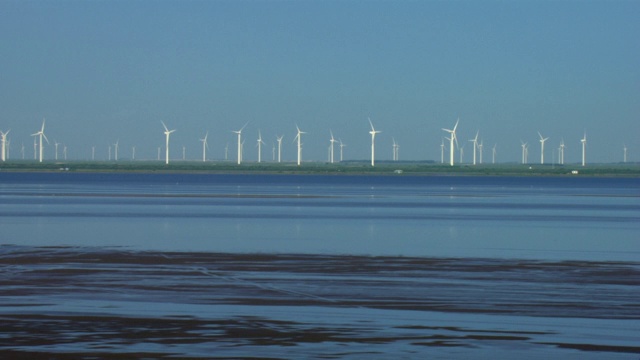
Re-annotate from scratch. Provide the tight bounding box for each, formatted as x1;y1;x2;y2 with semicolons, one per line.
113;140;120;161
623;144;627;163
232;122;248;165
469;131;479;165
459;144;465;164
256;131;265;163
520;140;527;164
131;146;136;161
339;139;346;162
478;140;484;164
368;118;381;167
329;130;337;164
559;139;566;165
31;119;49;162
581;131;587;167
294;125;306;166
54;141;60;161
442;119;459;166
392;137;399;161
492;144;497;164
0;129;10;162
440;138;445;164
276;135;284;163
538;131;549;165
200;132;209;162
161;121;176;165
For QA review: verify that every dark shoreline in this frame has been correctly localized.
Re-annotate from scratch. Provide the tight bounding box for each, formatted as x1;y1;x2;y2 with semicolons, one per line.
1;160;639;177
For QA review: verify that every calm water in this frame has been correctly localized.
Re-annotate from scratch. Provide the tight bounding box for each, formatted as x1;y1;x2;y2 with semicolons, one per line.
0;172;639;359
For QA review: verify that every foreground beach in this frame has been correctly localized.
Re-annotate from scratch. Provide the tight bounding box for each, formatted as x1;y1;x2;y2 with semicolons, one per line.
1;247;639;359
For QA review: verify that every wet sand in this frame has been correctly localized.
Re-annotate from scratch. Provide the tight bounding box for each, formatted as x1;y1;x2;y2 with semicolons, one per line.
1;246;638;359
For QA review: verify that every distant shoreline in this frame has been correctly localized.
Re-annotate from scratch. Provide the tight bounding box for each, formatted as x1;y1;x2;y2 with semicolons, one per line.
1;160;639;177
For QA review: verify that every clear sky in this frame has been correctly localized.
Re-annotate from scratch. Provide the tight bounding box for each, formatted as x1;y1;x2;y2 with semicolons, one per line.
1;0;638;163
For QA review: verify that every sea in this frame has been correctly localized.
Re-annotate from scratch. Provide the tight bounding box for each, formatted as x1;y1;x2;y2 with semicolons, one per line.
0;172;638;359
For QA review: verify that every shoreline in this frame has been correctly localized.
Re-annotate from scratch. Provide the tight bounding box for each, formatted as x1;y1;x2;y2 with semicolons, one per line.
1;160;639;177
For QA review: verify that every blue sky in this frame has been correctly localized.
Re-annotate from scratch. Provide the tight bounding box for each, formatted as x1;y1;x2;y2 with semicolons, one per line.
1;0;638;163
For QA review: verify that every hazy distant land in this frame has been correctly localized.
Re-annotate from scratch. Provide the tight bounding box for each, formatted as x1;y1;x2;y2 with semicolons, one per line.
1;160;639;177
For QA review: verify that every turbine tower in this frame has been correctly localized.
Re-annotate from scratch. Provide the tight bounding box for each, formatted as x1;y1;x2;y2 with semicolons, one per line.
329;130;337;164
232;123;248;165
440;138;445;164
293;125;306;166
392;137;399;161
256;131;265;163
161;121;176;165
442;119;459;166
559;139;565;165
368;118;381;167
478;139;484;164
623;144;627;163
581;131;587;167
469;131;479;165
520;141;527;164
492;144;497;164
54;141;60;161
31;119;49;163
276;135;284;163
113;140;119;161
339;139;346;162
538;131;549;165
200;131;209;162
0;129;10;162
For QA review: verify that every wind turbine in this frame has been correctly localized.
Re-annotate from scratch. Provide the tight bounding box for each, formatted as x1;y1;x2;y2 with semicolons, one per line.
113;140;119;161
54;141;60;161
200;131;209;162
581;131;587;167
232;122;248;165
329;130;337;164
339;139;346;162
132;146;136;161
623;144;627;163
520;141;527;164
442;119;459;166
256;131;265;163
478;140;484;164
440;138;445;164
559;139;566;165
469;131;479;165
31;119;49;162
293;125;306;166
459;144;465;164
276;135;284;163
368;118;381;167
92;146;96;161
0;130;10;162
492;144;497;164
538;131;549;165
161;121;176;165
392;137;399;161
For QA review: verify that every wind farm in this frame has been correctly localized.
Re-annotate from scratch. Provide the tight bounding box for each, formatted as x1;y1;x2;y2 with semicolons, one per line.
0;116;637;177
